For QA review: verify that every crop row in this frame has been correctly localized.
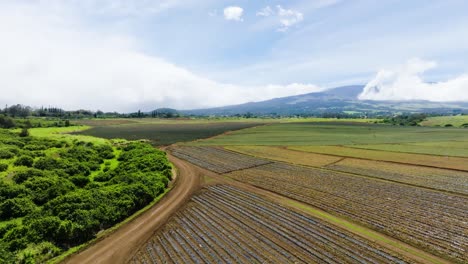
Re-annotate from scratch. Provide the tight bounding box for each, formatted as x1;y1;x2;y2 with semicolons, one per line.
288;145;468;171
326;158;468;195
169;146;271;173
130;185;409;264
226;163;468;263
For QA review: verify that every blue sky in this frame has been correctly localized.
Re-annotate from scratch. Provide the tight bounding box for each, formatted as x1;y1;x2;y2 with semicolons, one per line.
1;0;467;111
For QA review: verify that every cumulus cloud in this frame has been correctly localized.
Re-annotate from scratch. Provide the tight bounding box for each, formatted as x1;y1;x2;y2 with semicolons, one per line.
223;6;243;21
256;6;274;17
277;5;304;31
256;5;304;31
359;58;468;102
0;2;320;112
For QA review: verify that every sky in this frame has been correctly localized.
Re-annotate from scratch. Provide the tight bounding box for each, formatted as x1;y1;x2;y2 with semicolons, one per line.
1;0;467;111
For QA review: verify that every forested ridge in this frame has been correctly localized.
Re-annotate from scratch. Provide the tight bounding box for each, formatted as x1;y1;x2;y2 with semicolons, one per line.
0;129;172;263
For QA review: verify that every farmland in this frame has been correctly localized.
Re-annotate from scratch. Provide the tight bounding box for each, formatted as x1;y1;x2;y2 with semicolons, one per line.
347;141;468;157
76;121;264;146
289;145;468;171
225;145;468;194
167;120;468;263
131;185;410;264
169;146;271;173
168;147;467;263
196;122;468;146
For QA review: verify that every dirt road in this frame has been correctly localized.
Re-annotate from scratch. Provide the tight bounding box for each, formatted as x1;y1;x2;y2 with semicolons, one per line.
63;154;201;264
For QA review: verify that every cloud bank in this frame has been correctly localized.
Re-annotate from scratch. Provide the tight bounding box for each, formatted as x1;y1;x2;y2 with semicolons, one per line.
223;6;244;22
359;58;468;102
0;2;321;112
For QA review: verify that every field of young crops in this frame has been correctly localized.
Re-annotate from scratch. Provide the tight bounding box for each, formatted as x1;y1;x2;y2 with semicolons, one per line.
76;121;263;146
169;146;272;173
348;141;468;157
131;185;410;264
289;145;468;171
225;162;468;263
326;158;468;195
225;145;468;195
225;145;342;167
196;122;468;146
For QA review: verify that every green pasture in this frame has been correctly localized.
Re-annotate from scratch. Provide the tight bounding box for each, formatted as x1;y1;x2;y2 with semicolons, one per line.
194;122;468;146
420;115;468;127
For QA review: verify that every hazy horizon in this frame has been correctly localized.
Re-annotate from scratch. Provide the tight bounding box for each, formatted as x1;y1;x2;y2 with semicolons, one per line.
1;1;467;111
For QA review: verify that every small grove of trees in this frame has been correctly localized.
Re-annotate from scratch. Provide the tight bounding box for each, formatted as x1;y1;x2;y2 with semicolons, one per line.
382;113;427;126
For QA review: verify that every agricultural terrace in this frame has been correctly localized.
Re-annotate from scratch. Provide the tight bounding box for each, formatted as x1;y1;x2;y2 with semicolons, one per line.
131;185;410;264
0;128;172;263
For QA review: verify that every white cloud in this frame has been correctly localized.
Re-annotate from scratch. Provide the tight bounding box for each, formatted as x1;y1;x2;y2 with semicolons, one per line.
256;6;274;17
359;58;468;102
0;2;320;112
223;6;243;22
277;5;304;32
255;5;304;31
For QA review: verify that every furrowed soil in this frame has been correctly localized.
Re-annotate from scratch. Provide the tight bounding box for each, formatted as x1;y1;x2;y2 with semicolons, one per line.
63;154;202;264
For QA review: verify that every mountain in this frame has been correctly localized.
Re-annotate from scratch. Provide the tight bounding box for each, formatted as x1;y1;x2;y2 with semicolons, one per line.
182;85;468;116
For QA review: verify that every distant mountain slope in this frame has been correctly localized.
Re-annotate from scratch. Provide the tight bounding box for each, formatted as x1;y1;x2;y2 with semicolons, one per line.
182;85;468;116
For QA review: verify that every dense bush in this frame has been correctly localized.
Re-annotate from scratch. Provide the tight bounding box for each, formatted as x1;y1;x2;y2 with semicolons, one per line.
0;197;37;220
0;129;172;262
14;156;34;167
0;149;14;159
0;163;7;172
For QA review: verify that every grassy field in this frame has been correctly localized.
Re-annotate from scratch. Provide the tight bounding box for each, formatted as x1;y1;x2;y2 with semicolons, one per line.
76;122;265;146
420;115;468;127
194;122;468;146
348;141;468;157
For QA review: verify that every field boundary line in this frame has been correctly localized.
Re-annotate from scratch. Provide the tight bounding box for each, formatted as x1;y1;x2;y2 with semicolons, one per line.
223;147;468;198
225;179;452;264
345;144;468;158
285;146;468;173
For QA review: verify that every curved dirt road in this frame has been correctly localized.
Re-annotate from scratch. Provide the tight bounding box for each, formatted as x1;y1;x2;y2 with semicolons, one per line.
63;154;201;264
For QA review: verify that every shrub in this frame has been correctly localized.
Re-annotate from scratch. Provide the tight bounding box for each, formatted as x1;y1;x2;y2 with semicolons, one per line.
14;156;34;167
12;169;45;184
0;197;37;220
0;163;8;172
19;128;29;137
33;157;61;171
0;149;14;159
444;124;453;127
69;176;90;188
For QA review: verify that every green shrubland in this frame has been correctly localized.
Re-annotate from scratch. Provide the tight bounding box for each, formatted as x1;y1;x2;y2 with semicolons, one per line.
0;129;171;263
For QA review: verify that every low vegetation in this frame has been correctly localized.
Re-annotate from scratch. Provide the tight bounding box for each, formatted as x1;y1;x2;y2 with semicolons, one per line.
132;185;409;264
289;145;468;171
225;162;467;263
195;122;468;146
76;122;264;146
169;146;271;174
0;129;172;263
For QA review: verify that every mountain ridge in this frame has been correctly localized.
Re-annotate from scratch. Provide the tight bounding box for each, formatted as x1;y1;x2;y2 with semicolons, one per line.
180;85;468;116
